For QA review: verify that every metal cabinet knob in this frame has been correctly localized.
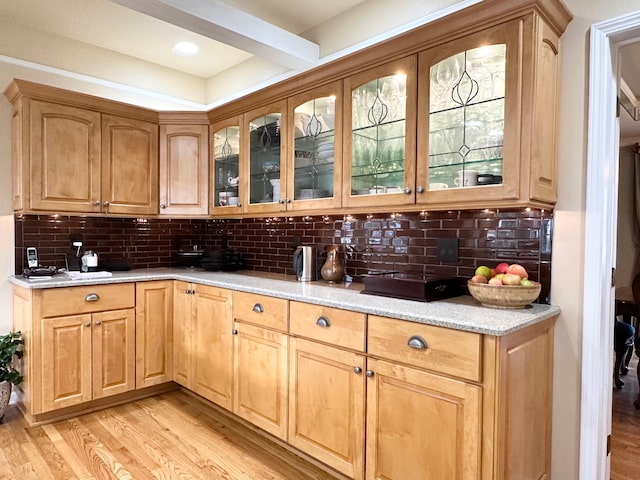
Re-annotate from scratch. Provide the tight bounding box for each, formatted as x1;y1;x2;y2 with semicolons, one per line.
353;366;362;374
85;293;99;302
279;199;285;204
286;198;292;204
93;200;100;205
94;320;102;326
416;186;425;193
252;303;264;313
404;187;412;194
315;316;330;328
232;329;238;335
407;335;428;350
160;204;166;209
365;370;375;378
103;200;110;207
84;322;91;328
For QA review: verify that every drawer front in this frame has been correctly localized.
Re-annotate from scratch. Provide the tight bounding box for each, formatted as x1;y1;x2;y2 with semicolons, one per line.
41;283;135;318
233;291;288;332
367;315;482;382
289;301;365;352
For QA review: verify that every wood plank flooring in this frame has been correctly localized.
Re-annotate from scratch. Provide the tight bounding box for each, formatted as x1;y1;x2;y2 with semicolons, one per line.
611;356;640;480
0;390;341;480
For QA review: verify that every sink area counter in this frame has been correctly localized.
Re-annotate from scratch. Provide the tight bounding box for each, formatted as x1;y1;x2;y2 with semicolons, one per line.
10;268;559;335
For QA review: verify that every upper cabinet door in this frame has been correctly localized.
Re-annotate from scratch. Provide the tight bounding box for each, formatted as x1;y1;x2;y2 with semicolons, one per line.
29;101;102;213
343;57;417;209
287;81;343;212
211;117;243;215
416;21;522;207
102;114;159;216
242;101;287;214
159;123;209;216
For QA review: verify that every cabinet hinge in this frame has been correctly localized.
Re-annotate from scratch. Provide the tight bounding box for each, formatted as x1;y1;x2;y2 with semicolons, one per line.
607;434;611;455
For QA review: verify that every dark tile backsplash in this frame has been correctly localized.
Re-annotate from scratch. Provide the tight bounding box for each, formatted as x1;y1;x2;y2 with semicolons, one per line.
16;208;553;303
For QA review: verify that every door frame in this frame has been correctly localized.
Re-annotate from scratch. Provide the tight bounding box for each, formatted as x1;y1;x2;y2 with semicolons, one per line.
582;10;640;479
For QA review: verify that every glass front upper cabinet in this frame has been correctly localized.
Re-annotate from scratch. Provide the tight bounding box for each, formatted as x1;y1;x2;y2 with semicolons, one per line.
417;22;520;203
211;118;242;213
343;57;417;208
287;81;342;211
243;101;287;213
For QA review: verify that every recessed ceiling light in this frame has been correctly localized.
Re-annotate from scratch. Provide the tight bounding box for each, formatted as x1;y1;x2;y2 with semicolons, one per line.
172;41;199;56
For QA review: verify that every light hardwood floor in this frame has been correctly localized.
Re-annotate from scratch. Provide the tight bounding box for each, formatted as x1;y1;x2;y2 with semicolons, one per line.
0;390;342;480
611;356;640;480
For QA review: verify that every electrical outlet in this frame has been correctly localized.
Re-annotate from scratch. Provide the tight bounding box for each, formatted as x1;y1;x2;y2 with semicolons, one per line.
436;237;459;263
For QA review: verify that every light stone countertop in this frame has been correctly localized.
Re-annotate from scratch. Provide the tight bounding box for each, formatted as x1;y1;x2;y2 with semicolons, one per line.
10;268;560;336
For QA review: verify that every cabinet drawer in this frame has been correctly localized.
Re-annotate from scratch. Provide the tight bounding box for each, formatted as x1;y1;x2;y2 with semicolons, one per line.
233;291;288;332
40;283;135;318
289;301;365;352
367;315;482;382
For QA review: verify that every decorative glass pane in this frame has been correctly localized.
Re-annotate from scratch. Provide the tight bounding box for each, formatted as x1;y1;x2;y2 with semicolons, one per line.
351;74;407;196
293;96;336;200
213;126;239;207
248;113;281;204
428;44;506;189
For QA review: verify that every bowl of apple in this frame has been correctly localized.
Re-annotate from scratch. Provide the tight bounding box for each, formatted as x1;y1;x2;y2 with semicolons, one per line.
467;263;541;309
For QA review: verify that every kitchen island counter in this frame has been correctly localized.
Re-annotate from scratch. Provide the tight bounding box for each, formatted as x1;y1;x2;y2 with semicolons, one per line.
10;268;559;336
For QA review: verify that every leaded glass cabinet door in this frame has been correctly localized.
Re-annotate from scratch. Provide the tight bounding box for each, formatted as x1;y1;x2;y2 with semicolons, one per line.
211;118;242;214
343;57;417;208
287;81;342;212
417;22;521;206
242;101;287;214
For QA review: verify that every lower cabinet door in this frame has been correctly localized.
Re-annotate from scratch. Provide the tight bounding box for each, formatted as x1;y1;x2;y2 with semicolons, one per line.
92;308;136;399
365;358;482;480
173;281;193;388
41;314;93;412
234;322;288;439
289;338;366;480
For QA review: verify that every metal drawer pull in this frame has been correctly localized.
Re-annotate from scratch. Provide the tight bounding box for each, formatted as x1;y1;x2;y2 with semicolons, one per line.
365;370;375;378
315;316;330;328
353;366;362;374
84;322;91;328
407;335;428;350
232;329;238;335
85;293;100;302
252;303;264;313
94;320;102;326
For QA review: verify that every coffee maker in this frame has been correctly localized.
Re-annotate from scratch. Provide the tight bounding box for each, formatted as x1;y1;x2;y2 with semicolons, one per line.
293;245;318;281
65;238;84;271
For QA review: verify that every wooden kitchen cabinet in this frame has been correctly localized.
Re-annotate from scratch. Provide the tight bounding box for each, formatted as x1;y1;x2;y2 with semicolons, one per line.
173;281;234;409
136;281;173;388
210;117;243;215
288;302;366;479
4;79;159;215
232;291;289;439
159;114;209;216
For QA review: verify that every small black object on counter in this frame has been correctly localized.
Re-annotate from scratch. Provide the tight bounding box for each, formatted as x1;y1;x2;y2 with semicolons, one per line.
200;248;245;272
361;271;464;302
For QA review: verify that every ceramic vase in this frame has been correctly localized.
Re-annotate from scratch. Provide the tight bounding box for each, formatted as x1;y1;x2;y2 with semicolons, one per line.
321;245;344;283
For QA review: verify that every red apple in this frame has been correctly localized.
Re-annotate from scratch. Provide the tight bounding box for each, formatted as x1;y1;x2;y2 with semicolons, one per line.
490;268;497;278
488;277;503;285
495;262;509;274
470;274;488;284
506;263;528;279
502;273;522;285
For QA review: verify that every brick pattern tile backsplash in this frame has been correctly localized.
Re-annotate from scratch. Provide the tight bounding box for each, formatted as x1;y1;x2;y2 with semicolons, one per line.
16;208;552;303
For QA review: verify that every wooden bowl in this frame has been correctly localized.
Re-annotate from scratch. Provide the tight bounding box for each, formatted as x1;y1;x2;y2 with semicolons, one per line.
467;281;541;309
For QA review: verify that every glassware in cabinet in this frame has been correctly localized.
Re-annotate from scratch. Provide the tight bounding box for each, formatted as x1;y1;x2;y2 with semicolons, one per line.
211;119;242;212
243;101;287;212
343;56;417;208
287;81;342;211
417;21;522;204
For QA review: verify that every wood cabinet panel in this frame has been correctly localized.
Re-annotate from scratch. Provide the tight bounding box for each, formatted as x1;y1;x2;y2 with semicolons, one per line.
289;301;365;351
368;314;482;382
234;321;288;439
41;283;135;318
159;124;209;215
101;114;159;215
173;281;194;388
289;337;365;479
233;291;288;332
92;308;136;399
365;358;481;480
192;285;233;409
29;101;102;213
41;314;93;412
136;281;173;388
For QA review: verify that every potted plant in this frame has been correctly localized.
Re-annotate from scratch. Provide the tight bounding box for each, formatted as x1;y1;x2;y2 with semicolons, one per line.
0;331;23;422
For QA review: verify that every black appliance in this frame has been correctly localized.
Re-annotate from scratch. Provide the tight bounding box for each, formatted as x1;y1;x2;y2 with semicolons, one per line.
361;272;464;302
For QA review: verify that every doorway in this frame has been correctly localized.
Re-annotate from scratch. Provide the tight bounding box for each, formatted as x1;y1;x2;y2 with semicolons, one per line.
582;10;640;480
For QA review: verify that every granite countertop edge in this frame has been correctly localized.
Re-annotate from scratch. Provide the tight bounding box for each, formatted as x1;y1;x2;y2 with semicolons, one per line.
10;268;561;336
